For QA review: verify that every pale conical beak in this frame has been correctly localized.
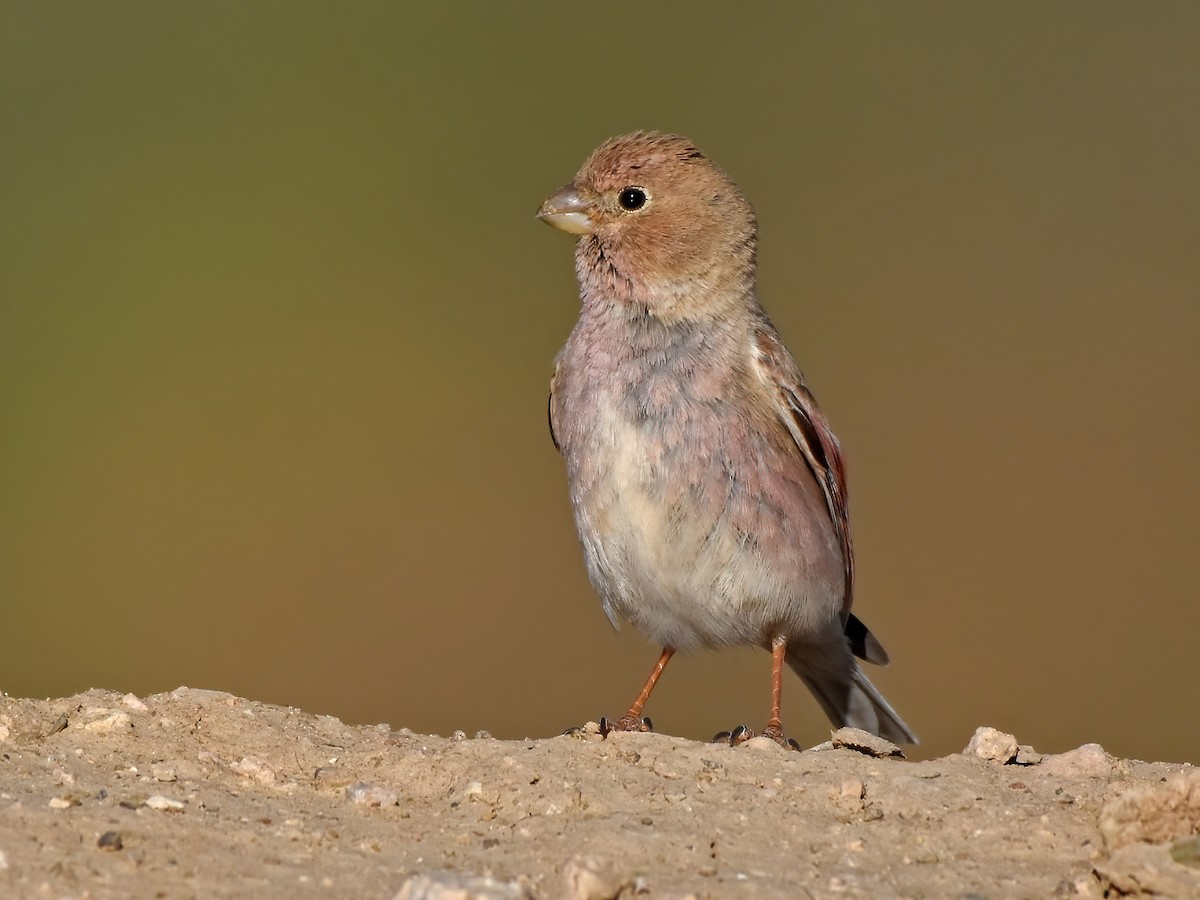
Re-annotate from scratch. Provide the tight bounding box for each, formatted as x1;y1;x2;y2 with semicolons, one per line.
537;183;596;235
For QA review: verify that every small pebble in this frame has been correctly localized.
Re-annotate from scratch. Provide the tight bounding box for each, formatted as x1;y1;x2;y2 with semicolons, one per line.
832;727;905;759
97;831;123;851
145;795;185;811
231;756;277;784
82;712;132;733
1015;744;1044;765
1040;743;1111;778
562;855;629;900
345;783;398;808
394;873;530;899
964;726;1019;763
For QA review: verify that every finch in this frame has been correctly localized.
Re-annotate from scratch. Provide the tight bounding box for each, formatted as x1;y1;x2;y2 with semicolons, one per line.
538;132;916;747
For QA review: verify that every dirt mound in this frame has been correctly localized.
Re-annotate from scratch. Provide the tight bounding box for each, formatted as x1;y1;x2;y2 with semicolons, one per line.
1;689;1196;898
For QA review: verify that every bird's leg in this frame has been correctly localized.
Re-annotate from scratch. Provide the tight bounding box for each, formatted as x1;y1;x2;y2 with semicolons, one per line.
761;638;789;742
712;638;801;750
600;647;674;735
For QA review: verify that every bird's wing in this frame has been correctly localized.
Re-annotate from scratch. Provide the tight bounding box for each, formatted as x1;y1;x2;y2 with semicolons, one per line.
751;324;855;617
548;369;562;452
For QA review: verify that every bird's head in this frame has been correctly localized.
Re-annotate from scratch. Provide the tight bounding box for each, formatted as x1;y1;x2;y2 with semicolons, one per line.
538;132;758;320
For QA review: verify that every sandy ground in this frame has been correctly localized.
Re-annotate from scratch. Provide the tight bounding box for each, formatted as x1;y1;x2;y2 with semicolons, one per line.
0;688;1196;899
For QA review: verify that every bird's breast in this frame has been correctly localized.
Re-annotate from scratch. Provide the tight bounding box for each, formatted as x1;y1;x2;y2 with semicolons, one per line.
551;314;844;648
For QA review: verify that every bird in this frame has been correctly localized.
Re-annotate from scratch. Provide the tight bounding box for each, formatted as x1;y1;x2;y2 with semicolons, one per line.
537;131;916;748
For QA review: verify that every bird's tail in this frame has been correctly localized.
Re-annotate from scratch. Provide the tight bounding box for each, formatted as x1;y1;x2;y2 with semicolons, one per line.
787;639;918;745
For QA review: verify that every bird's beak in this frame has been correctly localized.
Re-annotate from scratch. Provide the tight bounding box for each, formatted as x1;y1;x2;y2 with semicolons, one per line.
537;183;596;236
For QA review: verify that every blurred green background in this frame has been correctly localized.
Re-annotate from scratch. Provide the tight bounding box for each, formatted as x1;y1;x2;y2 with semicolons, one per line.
2;3;1197;764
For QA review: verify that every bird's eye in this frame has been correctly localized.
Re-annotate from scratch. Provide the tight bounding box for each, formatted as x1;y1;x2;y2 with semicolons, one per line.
618;187;647;211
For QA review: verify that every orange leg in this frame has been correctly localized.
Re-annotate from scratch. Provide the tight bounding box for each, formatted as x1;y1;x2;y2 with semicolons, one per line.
627;646;674;719
712;638;800;750
763;638;787;739
601;647;674;735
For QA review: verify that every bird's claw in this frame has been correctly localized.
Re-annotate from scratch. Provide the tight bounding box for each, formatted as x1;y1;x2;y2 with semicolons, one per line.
711;724;755;746
712;724;802;751
762;723;803;751
598;715;654;736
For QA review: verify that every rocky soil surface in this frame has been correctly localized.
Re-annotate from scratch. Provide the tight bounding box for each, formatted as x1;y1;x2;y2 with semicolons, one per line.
0;688;1197;898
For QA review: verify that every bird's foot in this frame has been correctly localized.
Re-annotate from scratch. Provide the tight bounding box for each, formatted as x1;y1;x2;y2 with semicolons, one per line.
712;724;802;751
712;724;755;746
762;723;804;751
598;715;654;736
